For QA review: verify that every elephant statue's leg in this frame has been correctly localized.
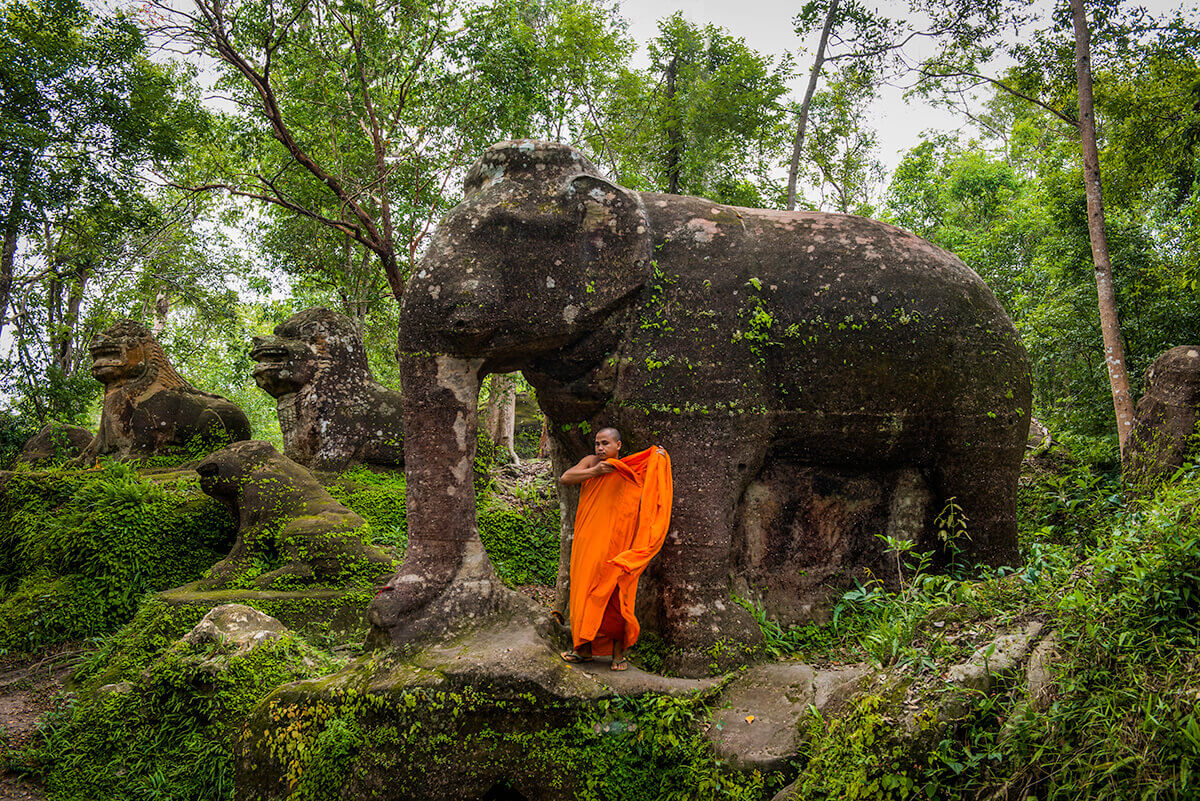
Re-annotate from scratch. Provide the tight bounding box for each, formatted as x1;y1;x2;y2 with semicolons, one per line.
933;419;1026;569
655;426;767;674
367;353;501;643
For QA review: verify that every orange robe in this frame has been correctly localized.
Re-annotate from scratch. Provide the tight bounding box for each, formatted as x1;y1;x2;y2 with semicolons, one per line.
569;446;672;654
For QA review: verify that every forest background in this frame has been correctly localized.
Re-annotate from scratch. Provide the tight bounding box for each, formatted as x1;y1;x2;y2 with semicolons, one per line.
1;0;1198;468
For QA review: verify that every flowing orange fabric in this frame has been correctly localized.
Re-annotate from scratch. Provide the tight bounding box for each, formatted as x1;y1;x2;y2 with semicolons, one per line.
569;446;673;654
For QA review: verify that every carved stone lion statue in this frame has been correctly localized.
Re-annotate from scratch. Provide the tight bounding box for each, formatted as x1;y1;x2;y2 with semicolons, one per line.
195;440;395;589
250;308;404;471
81;320;251;462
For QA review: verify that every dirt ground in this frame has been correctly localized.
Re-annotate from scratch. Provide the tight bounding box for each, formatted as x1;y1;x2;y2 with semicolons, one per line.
0;647;78;801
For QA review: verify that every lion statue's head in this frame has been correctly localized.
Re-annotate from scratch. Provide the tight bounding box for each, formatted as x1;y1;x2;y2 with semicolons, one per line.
250;308;369;398
90;319;190;390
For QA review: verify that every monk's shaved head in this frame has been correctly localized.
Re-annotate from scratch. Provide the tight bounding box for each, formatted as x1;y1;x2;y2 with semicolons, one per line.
593;427;621;461
596;426;621;443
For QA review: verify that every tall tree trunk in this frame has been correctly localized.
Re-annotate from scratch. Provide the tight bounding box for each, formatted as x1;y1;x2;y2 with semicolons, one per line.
0;228;15;341
1070;0;1135;455
486;372;520;465
786;0;840;211
0;154;31;341
665;56;682;195
51;264;89;377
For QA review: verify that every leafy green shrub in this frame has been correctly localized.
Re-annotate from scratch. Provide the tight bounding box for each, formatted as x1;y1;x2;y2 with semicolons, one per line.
514;426;543;460
474;428;496;490
477;495;559;586
982;469;1200;798
581;693;777;800
1017;460;1122;554
0;411;41;469
734;595;835;660
327;467;408;555
0;463;235;651
793;695;921;800
17;599;339;801
294;716;366;800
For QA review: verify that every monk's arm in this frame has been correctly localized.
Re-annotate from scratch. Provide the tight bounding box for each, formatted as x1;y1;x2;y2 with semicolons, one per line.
559;455;614;485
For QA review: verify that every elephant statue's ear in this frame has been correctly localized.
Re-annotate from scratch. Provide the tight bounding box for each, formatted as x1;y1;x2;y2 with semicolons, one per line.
564;174;648;241
555;172;652;314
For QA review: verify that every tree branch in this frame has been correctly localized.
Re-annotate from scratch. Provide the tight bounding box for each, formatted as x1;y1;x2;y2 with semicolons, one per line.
919;67;1080;128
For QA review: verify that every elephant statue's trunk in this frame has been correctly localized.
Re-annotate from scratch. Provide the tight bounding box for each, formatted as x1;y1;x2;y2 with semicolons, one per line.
367;353;534;647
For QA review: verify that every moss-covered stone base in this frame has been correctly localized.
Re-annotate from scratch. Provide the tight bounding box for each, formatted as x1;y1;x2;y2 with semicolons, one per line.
12;597;345;801
236;618;773;801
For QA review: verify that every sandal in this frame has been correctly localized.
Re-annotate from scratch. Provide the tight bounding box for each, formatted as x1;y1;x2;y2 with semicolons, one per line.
610;658;630;672
561;651;593;664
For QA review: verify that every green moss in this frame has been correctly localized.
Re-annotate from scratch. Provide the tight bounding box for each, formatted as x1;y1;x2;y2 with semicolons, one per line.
477;495;559;587
327;471;408;555
791;694;919;800
0;463;235;651
242;674;780;800
473;428;496;491
17;598;341;801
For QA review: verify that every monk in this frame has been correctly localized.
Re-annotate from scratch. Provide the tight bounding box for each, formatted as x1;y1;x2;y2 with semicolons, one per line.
559;427;673;671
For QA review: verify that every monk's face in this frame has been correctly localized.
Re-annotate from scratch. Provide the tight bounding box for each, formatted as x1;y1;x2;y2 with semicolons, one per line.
594;430;620;460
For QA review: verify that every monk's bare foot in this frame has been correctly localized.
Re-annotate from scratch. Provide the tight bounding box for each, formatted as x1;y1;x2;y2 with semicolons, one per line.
610;658;629;671
561;651;593;664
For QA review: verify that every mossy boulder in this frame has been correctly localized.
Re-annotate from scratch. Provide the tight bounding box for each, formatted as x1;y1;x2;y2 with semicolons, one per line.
17;422;93;465
1125;346;1200;491
16;598;341;801
195;441;395;590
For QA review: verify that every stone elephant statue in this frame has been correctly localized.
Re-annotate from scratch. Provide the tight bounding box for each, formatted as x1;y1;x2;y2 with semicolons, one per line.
368;140;1031;674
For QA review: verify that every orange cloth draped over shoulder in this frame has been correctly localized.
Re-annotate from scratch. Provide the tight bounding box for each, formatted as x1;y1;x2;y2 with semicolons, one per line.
569;446;672;655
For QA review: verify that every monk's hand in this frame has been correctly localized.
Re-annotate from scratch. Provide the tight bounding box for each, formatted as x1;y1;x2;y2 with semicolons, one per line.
594;461;616;476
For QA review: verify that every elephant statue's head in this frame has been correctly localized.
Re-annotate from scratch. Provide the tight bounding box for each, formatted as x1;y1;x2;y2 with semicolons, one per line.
399;140;653;365
371;142;653;642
